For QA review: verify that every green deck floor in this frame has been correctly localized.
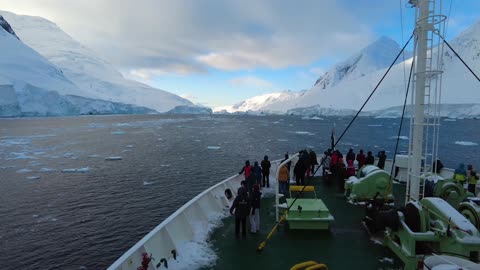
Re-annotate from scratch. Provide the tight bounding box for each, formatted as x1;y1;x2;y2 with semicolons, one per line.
205;177;407;269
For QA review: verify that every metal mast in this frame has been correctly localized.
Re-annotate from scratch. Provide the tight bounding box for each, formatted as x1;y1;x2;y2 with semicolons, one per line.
406;0;446;202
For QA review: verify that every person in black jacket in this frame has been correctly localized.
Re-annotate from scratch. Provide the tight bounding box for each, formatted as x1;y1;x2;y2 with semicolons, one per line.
346;148;355;164
366;151;375;165
230;187;250;238
261;156;271;188
249;184;262;234
377;151;387;169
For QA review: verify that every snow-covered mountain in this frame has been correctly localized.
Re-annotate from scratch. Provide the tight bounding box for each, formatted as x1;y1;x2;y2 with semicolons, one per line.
314;36;411;89
0;10;195;113
0;15;154;117
214;90;306;113
216;22;480;118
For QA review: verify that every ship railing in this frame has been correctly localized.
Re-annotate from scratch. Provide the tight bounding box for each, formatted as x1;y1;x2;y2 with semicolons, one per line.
108;158;283;270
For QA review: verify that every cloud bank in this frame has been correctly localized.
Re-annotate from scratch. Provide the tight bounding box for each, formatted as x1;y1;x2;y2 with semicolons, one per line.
0;0;386;75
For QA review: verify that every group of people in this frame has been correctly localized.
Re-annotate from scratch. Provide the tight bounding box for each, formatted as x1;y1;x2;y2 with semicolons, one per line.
321;148;387;190
229;156;272;238
453;163;479;195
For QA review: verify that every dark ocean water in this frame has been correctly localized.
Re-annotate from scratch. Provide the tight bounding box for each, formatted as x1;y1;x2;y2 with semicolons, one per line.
0;114;478;269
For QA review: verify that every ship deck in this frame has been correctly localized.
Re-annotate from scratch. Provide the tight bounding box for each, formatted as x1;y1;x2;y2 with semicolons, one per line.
206;176;406;269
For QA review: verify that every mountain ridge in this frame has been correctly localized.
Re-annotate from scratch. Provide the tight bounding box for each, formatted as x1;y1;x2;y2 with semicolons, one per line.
214;21;480;118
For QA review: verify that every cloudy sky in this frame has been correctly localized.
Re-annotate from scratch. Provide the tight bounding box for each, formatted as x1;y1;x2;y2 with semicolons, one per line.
1;0;479;107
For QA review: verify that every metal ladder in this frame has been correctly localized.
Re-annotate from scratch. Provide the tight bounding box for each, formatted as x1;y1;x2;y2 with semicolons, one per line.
406;0;446;203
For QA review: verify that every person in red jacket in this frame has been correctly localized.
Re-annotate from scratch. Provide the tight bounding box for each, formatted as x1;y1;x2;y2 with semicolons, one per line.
346;160;356;177
356;149;366;169
239;160;252;180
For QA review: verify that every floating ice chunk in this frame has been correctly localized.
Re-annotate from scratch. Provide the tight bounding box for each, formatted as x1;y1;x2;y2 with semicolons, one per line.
277;139;288;142
26;176;40;180
39;168;56;172
121;150;130;153
443;118;456;122
17;168;32;173
157;138;163;141
126;145;135;148
207;146;220;150
368;124;382;127
389;136;409;140
454;141;478;146
105;157;122;161
88;154;100;158
0;138;31;146
0;166;16;170
62;167;90;173
143;180;154;185
28;161;46;167
111;131;126;135
63;152;74;157
7;152;36;160
295;131;314;135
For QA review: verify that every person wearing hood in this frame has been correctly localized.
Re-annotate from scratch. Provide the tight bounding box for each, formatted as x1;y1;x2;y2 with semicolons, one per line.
252;161;262;188
230;187;250;238
261;155;271;188
249;184;262;234
453;163;467;184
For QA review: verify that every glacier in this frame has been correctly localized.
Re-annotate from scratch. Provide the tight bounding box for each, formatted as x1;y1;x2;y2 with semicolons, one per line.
0;11;203;116
0;21;154;117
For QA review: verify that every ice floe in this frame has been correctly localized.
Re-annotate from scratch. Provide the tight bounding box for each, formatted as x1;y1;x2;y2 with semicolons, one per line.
26;176;40;180
454;141;478;146
389;136;409;140
367;124;383;127
16;168;32;173
7;152;36;160
125;145;135;148
39;167;56;172
88;154;100;158
143;180;154;185
105;156;122;161
62;167;90;173
295;131;314;135
207;146;220;150
111;131;126;135
277;139;288;142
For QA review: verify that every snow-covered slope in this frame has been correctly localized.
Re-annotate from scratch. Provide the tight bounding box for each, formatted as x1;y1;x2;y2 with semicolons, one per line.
218;22;480;117
0;10;194;113
314;36;411;89
0;21;153;117
213;90;306;113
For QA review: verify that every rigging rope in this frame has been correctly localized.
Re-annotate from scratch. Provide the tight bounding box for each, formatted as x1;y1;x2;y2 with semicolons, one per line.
257;32;414;253
437;32;480;83
389;49;415;183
